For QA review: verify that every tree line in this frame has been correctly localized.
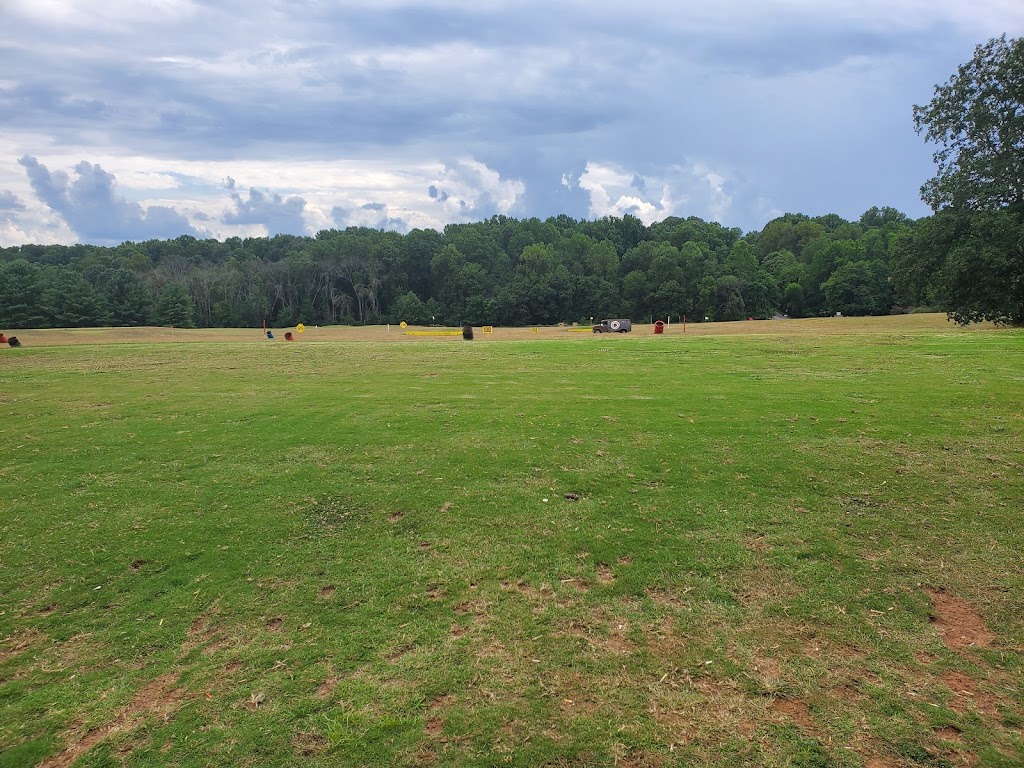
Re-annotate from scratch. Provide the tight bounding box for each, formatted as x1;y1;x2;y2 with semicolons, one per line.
1;207;931;330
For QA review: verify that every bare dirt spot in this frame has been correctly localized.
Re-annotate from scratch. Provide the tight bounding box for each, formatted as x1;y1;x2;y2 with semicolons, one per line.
863;757;901;768
316;676;339;698
129;559;147;570
418;541;432;550
388;511;404;522
770;697;815;729
617;555;633;566
743;535;772;553
925;587;993;650
424;718;444;736
934;725;963;742
501;580;536;596
940;670;999;717
426;584;446;601
646;587;689;608
439;502;452;513
319;585;335;598
387;644;415;663
560;577;590;592
39;672;189;768
266;617;283;632
596;564;615;584
453;599;485;615
182;608;222;654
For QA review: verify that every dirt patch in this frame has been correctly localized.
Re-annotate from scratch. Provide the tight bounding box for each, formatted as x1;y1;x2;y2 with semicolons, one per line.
925;587;993;650
181;608;222;654
617;555;633;566
743;535;772;553
646;587;689;608
426;584;446;601
596;564;615;584
129;559;147;570
770;697;815;729
388;511;404;522
39;672;189;768
424;718;444;736
940;670;999;717
316;676;339;698
266;617;283;632
427;693;453;712
319;585;335;598
560;577;590;592
934;725;963;742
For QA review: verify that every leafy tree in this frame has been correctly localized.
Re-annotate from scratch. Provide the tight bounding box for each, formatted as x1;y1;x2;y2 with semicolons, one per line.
0;259;46;327
155;282;196;327
821;260;890;317
391;291;429;325
914;35;1024;213
782;283;804;317
909;35;1024;324
103;267;152;326
42;268;104;327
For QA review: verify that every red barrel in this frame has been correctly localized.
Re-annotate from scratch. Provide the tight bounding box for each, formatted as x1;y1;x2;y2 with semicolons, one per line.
654;321;665;334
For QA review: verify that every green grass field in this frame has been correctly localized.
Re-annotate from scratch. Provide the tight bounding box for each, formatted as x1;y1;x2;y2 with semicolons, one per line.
1;323;1022;767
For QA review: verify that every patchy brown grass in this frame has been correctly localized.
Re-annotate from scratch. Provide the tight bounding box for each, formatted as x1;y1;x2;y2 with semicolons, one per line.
39;673;191;768
924;587;994;651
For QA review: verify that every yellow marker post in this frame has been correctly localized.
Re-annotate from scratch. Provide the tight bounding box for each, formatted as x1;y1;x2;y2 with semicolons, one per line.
482;326;493;334
400;321;408;329
530;327;539;334
296;323;305;334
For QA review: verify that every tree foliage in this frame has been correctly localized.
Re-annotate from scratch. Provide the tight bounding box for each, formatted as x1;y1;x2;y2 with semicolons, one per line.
1;212;913;330
914;35;1024;214
904;35;1024;325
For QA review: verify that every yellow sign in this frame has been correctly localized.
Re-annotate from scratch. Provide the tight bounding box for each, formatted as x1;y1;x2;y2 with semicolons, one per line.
296;323;305;333
530;327;539;334
482;326;493;334
400;321;408;329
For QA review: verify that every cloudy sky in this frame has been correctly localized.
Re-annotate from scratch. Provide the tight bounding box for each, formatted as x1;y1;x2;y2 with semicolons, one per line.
2;1;1022;246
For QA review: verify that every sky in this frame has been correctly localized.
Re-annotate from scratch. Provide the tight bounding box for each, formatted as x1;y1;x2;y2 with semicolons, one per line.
2;1;1023;247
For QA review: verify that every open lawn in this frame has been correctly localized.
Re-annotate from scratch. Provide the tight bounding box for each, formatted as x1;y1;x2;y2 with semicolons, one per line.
1;316;1022;767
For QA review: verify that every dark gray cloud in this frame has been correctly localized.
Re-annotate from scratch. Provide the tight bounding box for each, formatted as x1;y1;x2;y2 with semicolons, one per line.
2;0;1022;244
0;191;26;211
17;155;202;244
224;177;307;235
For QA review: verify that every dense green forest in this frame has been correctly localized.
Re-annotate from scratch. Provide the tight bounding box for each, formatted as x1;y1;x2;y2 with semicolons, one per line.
1;207;929;329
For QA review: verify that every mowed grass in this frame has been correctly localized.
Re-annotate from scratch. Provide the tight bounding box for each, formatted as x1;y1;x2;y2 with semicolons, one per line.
0;321;1022;767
